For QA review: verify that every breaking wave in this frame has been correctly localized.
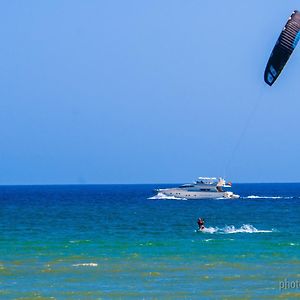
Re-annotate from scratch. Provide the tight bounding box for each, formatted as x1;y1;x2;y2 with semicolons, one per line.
72;263;98;267
197;224;274;234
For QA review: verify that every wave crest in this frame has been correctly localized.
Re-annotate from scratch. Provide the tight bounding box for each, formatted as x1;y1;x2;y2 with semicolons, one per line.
72;263;98;267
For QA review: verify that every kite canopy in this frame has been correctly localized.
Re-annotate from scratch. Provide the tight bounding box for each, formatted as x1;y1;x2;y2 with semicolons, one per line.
264;10;300;86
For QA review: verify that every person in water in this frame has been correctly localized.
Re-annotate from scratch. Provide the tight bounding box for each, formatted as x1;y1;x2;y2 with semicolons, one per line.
197;218;205;230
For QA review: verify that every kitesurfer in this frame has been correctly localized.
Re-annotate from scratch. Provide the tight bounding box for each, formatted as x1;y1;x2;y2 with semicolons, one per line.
197;218;205;230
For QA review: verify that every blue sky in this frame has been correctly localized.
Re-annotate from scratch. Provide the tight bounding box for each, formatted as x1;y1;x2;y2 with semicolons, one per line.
1;1;300;184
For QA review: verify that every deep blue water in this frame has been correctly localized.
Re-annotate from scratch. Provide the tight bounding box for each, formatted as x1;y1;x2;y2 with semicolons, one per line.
0;183;299;299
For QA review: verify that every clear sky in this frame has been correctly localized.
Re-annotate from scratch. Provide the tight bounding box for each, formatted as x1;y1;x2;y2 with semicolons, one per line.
1;1;300;184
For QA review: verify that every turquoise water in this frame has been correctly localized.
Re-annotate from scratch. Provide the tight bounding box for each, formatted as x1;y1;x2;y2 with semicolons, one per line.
0;184;299;299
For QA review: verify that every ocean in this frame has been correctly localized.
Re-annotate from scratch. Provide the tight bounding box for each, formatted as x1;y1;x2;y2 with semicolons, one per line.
0;183;299;299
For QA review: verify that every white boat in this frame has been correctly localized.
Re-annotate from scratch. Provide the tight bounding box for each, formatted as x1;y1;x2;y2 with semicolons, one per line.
153;177;240;199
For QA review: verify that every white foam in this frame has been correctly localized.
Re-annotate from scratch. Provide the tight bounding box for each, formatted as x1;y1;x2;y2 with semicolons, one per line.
148;192;187;200
72;263;98;267
201;227;218;234
198;224;273;234
223;224;273;233
69;240;91;244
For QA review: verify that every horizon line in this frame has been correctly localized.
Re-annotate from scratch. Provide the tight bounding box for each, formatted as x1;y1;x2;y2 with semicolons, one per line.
0;181;300;187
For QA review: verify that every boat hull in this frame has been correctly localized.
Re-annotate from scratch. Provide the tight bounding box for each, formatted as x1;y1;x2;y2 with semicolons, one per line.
156;188;239;199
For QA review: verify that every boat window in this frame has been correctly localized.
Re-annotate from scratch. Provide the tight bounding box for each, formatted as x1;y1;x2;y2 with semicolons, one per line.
179;184;194;188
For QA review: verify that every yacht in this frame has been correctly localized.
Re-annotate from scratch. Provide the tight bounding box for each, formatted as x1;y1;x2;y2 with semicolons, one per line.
153;177;240;199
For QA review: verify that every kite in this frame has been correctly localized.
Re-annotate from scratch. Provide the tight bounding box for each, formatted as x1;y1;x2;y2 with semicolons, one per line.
264;10;300;86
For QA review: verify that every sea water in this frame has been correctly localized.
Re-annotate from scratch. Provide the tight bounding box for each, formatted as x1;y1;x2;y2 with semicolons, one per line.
0;183;299;299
